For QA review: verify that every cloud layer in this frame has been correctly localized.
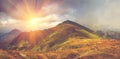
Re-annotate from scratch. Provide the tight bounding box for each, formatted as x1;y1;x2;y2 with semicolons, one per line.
0;0;120;32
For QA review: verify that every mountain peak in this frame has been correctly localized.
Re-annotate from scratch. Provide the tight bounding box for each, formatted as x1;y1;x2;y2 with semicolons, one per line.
59;20;94;33
59;20;77;25
10;29;21;33
62;20;74;23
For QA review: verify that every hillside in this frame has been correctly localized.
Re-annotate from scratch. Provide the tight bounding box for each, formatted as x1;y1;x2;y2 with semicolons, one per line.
0;29;21;49
0;20;99;51
0;20;119;59
8;29;53;50
39;20;99;51
0;39;119;59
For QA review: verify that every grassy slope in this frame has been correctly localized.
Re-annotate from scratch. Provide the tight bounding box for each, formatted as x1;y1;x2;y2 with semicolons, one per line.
39;24;100;51
4;21;100;52
2;21;120;59
0;39;120;59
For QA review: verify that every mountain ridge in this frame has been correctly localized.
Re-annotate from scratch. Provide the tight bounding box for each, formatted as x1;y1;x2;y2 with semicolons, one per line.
0;20;99;51
59;20;94;33
0;20;119;59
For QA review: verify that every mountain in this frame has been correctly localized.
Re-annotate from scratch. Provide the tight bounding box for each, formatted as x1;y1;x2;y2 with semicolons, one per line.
0;29;21;49
8;29;53;50
96;30;120;39
39;20;100;51
0;32;5;37
1;20;99;51
60;20;94;33
0;20;119;59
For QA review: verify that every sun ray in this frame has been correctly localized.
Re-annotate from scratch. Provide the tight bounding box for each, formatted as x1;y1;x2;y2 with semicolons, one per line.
1;0;58;31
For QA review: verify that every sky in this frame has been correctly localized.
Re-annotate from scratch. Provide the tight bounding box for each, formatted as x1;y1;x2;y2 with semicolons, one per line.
0;0;120;32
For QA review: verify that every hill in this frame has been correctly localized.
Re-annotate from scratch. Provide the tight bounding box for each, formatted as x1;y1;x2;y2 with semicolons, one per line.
0;29;21;49
0;20;119;59
0;20;99;51
39;20;99;51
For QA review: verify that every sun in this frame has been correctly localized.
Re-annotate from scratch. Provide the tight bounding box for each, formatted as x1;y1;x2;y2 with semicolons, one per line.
29;18;40;25
26;18;41;31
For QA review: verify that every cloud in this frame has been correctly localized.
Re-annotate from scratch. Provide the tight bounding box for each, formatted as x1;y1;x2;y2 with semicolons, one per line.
89;0;120;30
0;0;120;31
0;0;63;20
0;12;62;32
57;0;120;31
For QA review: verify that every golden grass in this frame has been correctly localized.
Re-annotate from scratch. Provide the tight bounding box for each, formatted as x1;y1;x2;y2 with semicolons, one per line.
0;39;119;59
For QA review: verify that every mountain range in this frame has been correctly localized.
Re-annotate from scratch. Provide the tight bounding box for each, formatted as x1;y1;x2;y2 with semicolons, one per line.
0;20;99;50
0;20;119;59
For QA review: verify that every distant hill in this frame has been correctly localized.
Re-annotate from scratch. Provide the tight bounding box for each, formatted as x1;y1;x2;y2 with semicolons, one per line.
96;30;120;39
0;32;5;37
0;29;21;49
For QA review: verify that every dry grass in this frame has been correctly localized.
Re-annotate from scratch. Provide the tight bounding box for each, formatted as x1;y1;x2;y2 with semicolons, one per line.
0;39;119;59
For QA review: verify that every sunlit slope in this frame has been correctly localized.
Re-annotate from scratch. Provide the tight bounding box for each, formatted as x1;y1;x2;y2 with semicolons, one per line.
40;20;100;51
7;30;53;50
4;20;100;51
0;39;119;59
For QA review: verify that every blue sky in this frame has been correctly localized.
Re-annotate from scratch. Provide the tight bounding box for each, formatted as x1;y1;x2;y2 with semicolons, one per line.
0;0;120;32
